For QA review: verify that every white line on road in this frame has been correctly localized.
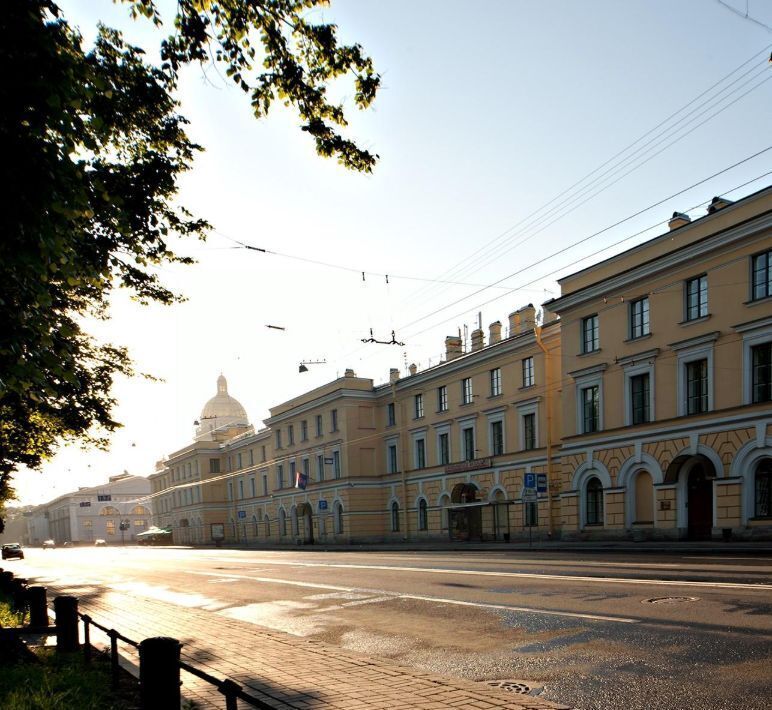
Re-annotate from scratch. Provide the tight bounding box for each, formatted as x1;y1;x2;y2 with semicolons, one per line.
189;571;639;623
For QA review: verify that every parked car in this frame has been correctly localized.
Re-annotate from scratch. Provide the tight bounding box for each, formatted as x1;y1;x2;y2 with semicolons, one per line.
94;539;107;547
2;543;24;560
42;539;55;549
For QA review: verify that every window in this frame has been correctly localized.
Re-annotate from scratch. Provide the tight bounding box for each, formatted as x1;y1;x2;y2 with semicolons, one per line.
261;446;266;462
250;478;256;497
490;420;504;456
462;426;475;461
277;464;284;489
227;481;233;501
415;438;426;469
582;385;600;433
438;433;450;465
262;474;268;496
630;297;650;339
276;430;282;449
332;450;341;479
752;250;772;301
437;385;448;412
317;454;325;481
134;519;146;529
238;479;244;499
288;425;294;445
462;377;473;405
331;409;338;432
249;449;254;466
387;402;396;426
523;413;536;450
686;359;708;414
755;459;772;517
303;458;310;476
752;342;772;403
279;509;287;537
418;499;428;531
316;414;323;437
209;458;220;474
334;501;344;534
106;520;116;535
289;460;296;480
581;315;599;353
490;368;502;396
630;373;650;424
387;444;398;474
301;420;308;441
685;275;708;320
522;357;534;387
391;501;400;532
414;393;424;419
586;477;604;525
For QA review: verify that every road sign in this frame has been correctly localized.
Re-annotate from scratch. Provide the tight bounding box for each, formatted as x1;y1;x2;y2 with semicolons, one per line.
537;473;548;493
524;473;536;490
522;489;538;502
318;500;328;510
237;510;246;519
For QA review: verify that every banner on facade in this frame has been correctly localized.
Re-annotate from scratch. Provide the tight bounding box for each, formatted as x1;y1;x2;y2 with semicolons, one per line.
295;471;308;490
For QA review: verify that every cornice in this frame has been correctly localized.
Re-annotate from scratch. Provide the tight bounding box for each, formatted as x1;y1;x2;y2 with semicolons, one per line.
264;388;377;426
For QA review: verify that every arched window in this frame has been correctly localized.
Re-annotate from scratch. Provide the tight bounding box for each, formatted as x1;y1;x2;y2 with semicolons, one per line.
418;499;428;531
755;458;772;518
390;501;400;532
279;509;287;537
131;505;149;516
100;506;120;516
265;518;271;538
334;502;344;534
251;515;258;537
586;477;604;525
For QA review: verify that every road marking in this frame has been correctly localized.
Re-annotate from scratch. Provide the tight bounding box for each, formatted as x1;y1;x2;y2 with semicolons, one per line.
189;571;638;623
203;559;772;591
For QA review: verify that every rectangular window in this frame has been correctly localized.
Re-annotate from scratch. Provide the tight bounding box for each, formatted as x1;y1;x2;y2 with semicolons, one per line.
686;359;708;414
262;474;268;496
332;450;341;478
239;479;244;499
462;377;473;405
250;478;256;497
317;454;325;481
491;420;504;456
522;357;534;387
237;453;242;470
331;409;339;432
438;385;448;412
523;413;536;450
752;343;772;403
288;425;294;445
106;520;116;536
289;460;296;479
414;393;424;419
438;433;450;465
415;439;426;469
581;315;599;353
276;430;282;449
462;427;475;461
630;373;651;424
387;402;396;426
582;385;600;433
686;275;708;320
752;250;772;301
301;420;308;441
316;414;323;437
387;444;398;474
630;297;650;339
277;464;284;489
490;368;502;397
209;458;220;474
249;449;254;466
303;458;310;476
227;482;233;501
261;446;266;462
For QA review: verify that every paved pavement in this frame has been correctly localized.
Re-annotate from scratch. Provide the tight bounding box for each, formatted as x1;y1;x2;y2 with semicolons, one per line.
51;585;568;710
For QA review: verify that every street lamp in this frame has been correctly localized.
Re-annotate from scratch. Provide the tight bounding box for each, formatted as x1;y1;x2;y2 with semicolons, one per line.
299;359;326;373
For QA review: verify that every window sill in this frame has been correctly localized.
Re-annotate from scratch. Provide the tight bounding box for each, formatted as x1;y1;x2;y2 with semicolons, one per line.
584;523;604;528
487;393;503;400
436;409;449;415
743;294;772;307
577;348;601;357
519;383;536;391
413;416;425;421
679;314;711;327
460;401;475;407
624;332;652;344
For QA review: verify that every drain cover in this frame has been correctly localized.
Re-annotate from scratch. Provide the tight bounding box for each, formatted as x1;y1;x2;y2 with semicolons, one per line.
486;680;533;694
643;596;699;604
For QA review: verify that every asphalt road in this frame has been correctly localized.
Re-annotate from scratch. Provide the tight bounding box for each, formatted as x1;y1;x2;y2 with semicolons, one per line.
9;546;772;710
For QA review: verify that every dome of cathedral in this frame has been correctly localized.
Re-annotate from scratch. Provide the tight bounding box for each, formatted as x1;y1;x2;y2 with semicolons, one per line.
200;375;247;420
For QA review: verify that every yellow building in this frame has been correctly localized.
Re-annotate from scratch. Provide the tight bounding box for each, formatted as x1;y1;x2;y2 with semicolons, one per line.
152;186;772;545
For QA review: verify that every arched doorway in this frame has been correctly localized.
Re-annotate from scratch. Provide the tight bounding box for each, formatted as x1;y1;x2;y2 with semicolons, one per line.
449;482;481;541
296;502;314;544
451;483;478;504
687;464;713;540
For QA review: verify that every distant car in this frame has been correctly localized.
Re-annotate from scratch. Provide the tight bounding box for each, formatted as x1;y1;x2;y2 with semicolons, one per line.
94;539;107;547
2;543;24;560
42;539;55;549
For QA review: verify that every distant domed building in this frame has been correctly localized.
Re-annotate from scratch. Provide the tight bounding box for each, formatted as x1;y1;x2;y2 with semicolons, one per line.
195;375;250;441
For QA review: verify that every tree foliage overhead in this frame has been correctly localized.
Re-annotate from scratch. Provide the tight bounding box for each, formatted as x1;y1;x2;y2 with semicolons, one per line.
0;0;380;498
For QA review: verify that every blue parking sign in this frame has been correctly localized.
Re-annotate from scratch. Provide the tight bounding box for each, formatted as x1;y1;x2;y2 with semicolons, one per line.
524;473;536;489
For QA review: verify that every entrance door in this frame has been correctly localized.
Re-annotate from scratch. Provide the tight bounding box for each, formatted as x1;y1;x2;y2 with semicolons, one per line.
299;504;314;544
687;465;712;540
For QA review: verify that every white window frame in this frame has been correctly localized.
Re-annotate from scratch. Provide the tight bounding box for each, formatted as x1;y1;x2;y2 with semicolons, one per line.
516;398;539;450
462;377;473;405
414;393;424;419
332;447;341;479
581;314;599;353
437;385;448;412
622;360;656;426
486;411;506;456
490;368;502;397
412;433;427;469
385;436;399;474
458;416;477;461
522;357;534;388
572;369;605;435
739;319;772;405
674;339;715;416
435;423;451;465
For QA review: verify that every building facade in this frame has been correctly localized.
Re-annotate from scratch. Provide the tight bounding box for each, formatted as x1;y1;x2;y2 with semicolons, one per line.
152;186;772;544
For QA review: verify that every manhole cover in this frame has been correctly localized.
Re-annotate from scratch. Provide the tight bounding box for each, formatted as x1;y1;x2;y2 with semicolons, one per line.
485;680;533;694
642;596;699;604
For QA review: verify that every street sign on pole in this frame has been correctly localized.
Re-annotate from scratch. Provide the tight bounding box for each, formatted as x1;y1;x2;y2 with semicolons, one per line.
524;473;536;490
537;473;548;493
522;489;538;502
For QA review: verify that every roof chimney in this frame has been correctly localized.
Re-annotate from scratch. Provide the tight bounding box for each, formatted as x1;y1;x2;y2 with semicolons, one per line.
344;368;356;377
408;363;417;376
519;304;536;332
508;310;521;337
489;321;502;344
389;368;400;384
445;335;462;361
470;328;484;352
668;211;691;230
707;196;734;214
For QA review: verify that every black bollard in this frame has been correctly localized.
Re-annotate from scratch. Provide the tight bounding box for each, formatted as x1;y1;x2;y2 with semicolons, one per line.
54;596;80;652
0;570;13;593
27;586;48;628
139;637;182;709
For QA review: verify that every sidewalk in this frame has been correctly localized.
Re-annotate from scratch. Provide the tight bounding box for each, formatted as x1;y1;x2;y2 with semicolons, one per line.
52;585;569;710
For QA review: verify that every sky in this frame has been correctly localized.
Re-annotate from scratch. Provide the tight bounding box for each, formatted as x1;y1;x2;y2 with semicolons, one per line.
14;0;772;505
